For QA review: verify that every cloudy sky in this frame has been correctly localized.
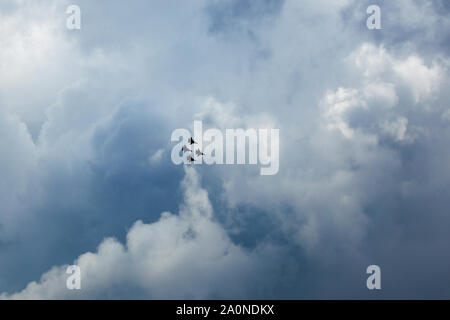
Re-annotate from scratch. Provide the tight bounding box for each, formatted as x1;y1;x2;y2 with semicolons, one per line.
1;0;450;299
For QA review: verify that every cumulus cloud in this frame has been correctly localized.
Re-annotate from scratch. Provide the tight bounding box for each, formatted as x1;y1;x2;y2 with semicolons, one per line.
351;43;444;104
393;56;442;103
1;167;277;299
1;0;450;299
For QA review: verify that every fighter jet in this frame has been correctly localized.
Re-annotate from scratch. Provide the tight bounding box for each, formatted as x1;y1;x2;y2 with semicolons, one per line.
195;149;205;156
188;137;197;145
187;155;195;163
181;145;191;153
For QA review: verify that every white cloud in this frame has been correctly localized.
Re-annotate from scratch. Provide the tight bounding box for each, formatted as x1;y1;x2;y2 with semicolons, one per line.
0;167;268;299
363;82;398;108
149;148;164;164
393;56;442;103
379;117;411;142
351;43;443;104
351;43;392;78
1;0;450;298
322;87;366;139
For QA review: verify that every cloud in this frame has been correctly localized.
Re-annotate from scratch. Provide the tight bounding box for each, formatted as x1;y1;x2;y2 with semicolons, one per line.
351;43;444;103
1;167;275;299
1;0;450;299
393;56;442;103
149;149;165;164
379;117;410;142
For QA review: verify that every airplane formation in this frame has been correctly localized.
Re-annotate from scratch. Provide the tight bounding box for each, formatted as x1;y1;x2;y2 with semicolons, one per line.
182;137;204;163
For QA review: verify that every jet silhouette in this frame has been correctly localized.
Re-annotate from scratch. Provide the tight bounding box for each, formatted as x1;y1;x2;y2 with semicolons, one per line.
187;155;195;163
182;145;191;153
188;137;197;145
195;149;205;156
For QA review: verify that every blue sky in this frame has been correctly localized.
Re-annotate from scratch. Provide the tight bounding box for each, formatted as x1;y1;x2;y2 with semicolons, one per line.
0;0;450;299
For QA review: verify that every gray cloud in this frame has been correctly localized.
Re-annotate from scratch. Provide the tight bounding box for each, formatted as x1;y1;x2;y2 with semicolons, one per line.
1;0;450;299
1;167;287;299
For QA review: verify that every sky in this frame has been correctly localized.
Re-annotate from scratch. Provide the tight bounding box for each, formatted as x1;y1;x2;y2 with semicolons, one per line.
0;0;450;299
